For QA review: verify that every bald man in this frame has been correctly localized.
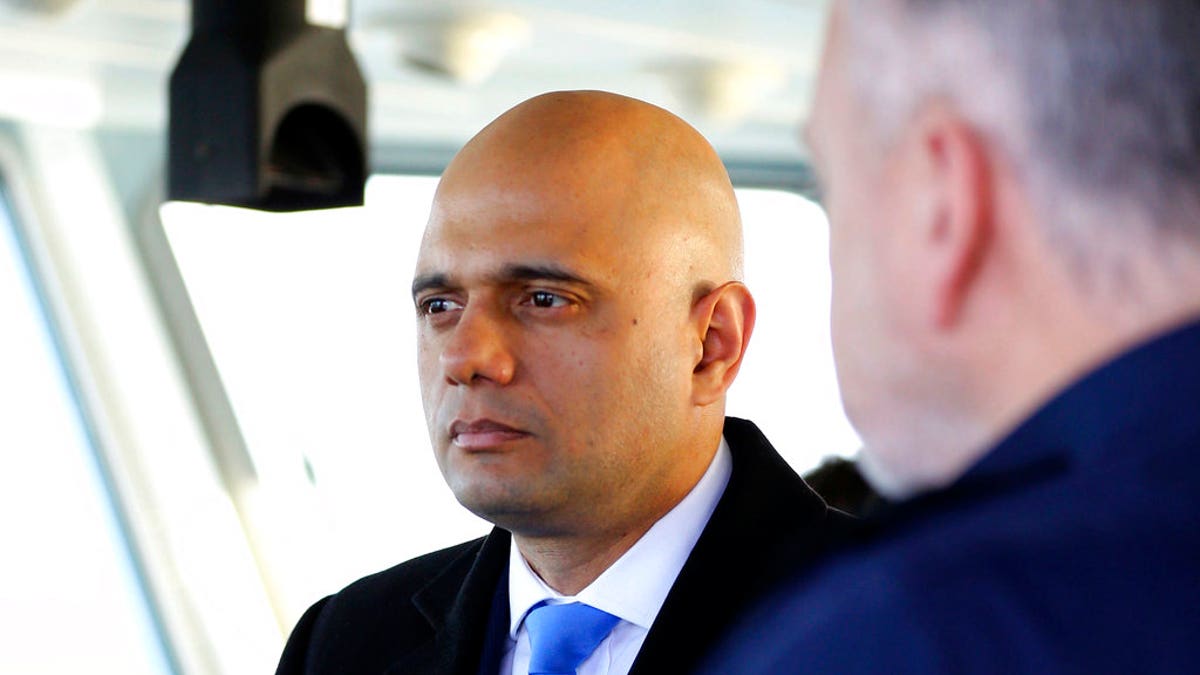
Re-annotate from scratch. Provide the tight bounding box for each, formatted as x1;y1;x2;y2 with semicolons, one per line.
275;91;851;675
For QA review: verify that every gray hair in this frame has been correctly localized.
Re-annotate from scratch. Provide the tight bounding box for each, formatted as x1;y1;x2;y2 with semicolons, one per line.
842;0;1200;285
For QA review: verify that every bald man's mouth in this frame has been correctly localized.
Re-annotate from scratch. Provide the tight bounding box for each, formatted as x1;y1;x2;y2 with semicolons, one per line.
450;418;531;450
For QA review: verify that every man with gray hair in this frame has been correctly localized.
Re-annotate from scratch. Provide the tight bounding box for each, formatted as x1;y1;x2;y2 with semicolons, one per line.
704;1;1200;671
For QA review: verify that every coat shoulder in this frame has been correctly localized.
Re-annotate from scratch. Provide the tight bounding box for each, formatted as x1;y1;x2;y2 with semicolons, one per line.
276;536;489;674
336;536;488;605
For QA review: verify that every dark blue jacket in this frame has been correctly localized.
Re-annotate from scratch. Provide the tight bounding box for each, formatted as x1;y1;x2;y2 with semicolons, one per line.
705;321;1200;674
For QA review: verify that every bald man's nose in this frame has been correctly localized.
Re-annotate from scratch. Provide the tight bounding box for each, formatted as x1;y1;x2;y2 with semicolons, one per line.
440;305;516;386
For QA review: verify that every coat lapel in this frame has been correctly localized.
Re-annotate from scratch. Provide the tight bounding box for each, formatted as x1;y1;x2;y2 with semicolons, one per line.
386;529;511;675
382;417;843;675
628;417;841;675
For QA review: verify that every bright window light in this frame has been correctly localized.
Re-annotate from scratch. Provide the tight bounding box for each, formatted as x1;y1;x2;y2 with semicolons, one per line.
729;188;860;462
161;175;858;615
306;0;348;29
0;187;171;673
163;177;483;601
0;69;103;129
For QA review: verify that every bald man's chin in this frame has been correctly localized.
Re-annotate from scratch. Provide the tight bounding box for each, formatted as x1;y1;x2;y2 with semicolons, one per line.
448;483;565;534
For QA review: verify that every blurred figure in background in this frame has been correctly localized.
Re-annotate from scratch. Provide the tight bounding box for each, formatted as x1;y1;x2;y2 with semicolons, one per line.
802;455;885;518
276;90;852;675
705;0;1200;672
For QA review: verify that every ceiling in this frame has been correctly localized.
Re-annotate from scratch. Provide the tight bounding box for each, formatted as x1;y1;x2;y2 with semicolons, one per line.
0;0;829;166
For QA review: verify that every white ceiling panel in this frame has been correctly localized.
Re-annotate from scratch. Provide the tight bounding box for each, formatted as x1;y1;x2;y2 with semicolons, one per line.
0;0;828;163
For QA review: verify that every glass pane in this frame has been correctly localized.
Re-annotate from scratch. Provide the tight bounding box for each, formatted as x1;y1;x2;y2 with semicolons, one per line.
727;188;860;464
0;182;173;673
161;176;858;606
162;177;488;591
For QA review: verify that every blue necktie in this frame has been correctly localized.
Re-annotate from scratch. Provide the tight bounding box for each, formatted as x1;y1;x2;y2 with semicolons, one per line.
525;601;621;675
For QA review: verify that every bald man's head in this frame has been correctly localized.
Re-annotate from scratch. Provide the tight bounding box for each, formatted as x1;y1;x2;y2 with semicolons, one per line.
412;91;755;539
432;90;744;283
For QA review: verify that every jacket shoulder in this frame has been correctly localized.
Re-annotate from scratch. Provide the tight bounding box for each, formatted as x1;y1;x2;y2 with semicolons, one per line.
629;417;852;674
276;536;488;674
337;536;487;604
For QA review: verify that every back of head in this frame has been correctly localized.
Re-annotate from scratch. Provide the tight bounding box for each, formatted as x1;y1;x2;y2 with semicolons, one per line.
822;0;1200;497
845;0;1200;285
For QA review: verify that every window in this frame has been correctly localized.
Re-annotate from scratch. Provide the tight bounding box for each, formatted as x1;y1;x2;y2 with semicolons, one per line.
729;187;859;460
161;175;859;623
0;179;174;673
164;176;483;618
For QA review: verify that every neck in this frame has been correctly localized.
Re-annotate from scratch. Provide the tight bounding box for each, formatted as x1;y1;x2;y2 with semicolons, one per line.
995;241;1200;420
864;239;1200;499
511;423;725;594
953;243;1200;477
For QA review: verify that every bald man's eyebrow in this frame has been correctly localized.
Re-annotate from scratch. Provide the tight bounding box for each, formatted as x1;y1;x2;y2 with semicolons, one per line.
411;265;597;301
412;273;453;299
498;264;595;288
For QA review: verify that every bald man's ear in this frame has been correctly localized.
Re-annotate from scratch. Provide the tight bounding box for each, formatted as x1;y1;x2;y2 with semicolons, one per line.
690;282;756;406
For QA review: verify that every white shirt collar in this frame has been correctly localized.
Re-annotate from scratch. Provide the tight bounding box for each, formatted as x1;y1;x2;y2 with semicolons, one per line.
507;436;733;638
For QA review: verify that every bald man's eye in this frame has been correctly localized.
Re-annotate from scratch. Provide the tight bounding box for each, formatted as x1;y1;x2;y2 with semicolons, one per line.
418;297;463;316
525;291;570;309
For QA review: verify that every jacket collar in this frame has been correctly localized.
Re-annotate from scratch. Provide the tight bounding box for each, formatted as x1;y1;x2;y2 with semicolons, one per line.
388;416;842;675
882;317;1200;524
387;529;511;675
971;318;1200;486
628;417;840;675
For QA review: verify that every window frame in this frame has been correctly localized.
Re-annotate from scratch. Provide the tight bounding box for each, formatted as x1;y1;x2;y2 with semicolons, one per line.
0;124;281;674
